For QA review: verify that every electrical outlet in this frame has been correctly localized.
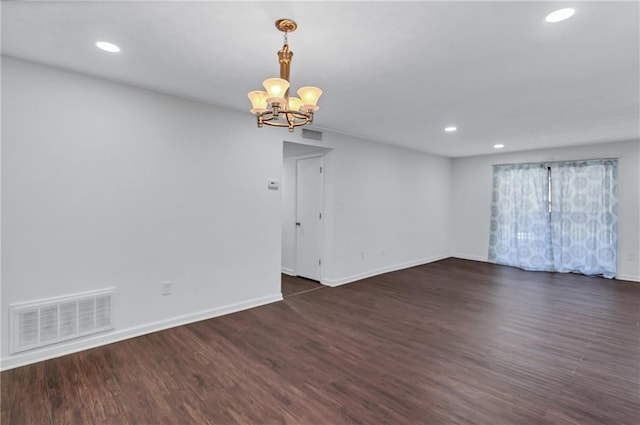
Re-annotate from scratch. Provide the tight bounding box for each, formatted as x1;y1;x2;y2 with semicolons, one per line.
162;281;172;296
628;252;637;262
360;251;365;260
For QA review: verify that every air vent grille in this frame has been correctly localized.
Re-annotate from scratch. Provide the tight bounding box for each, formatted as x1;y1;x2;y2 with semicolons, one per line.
302;128;323;141
10;288;114;354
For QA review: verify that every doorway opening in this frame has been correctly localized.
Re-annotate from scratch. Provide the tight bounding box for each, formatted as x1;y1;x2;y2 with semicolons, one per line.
281;142;330;297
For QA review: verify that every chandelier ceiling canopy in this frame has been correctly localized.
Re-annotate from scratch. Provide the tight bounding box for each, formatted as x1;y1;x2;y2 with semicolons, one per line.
247;19;322;132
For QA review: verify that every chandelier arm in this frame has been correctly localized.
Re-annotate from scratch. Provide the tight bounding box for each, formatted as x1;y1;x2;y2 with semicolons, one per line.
257;109;309;121
257;109;311;132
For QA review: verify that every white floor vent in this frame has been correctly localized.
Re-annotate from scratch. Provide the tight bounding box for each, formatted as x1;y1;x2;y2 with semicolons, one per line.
9;288;114;354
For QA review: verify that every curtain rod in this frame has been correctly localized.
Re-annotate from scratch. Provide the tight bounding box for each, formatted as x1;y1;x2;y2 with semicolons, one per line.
492;157;619;167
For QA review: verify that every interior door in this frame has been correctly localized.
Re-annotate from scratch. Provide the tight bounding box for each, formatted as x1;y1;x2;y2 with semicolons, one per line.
295;156;322;281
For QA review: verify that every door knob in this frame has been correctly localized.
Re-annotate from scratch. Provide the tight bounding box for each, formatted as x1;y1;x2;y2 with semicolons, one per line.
296;222;301;226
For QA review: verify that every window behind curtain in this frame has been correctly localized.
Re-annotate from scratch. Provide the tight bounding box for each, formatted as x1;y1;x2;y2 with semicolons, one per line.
550;160;618;278
488;163;553;271
488;159;618;278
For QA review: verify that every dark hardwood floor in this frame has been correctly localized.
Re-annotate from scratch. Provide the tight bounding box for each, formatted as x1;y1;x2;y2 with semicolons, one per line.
2;258;639;424
281;273;323;298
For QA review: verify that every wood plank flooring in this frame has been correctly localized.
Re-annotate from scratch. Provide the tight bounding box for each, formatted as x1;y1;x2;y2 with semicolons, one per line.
2;258;639;424
281;274;323;298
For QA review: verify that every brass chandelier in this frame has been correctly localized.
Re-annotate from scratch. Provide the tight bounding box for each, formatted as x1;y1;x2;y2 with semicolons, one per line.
247;19;322;132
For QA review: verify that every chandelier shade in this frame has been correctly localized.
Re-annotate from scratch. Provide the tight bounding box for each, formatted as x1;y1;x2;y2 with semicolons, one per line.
247;19;322;132
262;77;290;106
297;86;322;107
287;97;303;112
247;90;268;114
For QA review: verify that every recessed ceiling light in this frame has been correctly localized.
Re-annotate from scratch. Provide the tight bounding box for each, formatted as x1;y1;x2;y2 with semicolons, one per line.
96;41;120;53
444;126;457;132
545;8;575;23
494;144;505;149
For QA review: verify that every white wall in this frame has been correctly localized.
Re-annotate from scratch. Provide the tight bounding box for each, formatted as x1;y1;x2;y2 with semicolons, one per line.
8;54;633;371
1;57;284;369
283;132;453;286
1;57;452;369
451;140;640;281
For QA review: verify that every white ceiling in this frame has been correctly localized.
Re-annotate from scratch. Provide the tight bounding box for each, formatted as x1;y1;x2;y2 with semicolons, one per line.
2;1;638;157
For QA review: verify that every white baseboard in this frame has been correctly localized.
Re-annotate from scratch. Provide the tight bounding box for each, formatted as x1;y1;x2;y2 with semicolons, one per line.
616;274;640;283
1;293;282;371
451;254;488;262
452;255;639;283
321;254;450;287
281;267;295;276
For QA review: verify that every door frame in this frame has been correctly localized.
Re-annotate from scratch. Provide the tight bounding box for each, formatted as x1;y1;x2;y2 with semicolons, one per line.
293;153;325;282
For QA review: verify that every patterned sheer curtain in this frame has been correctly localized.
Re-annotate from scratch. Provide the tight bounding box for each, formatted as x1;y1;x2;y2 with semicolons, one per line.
550;160;618;278
488;159;618;278
488;164;553;271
